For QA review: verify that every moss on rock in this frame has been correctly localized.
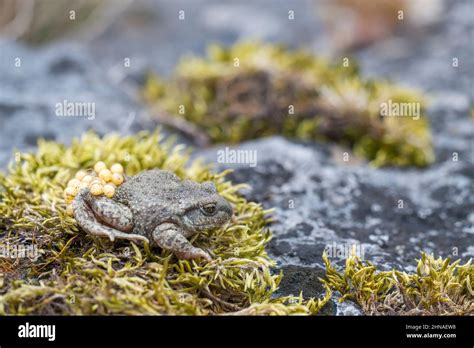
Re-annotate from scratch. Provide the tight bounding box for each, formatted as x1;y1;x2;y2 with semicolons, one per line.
323;252;473;315
143;42;434;167
0;130;330;315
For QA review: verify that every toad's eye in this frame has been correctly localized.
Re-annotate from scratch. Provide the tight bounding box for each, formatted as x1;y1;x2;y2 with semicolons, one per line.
201;203;217;216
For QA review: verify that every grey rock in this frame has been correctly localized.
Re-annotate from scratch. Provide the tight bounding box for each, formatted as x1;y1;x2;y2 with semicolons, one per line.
334;294;364;316
0;40;160;167
197;134;474;268
274;264;336;315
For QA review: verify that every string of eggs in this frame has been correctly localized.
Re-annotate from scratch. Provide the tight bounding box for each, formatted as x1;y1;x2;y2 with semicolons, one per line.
64;161;124;216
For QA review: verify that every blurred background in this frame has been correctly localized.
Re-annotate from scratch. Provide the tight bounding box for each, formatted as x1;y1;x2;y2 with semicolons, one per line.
0;0;471;161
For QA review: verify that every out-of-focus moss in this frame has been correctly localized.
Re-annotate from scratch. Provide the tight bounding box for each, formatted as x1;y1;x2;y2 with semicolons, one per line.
323;252;473;315
0;130;331;315
0;0;124;45
143;42;434;167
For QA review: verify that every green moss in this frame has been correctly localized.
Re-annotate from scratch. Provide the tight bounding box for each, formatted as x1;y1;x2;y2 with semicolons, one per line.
0;130;331;315
322;252;474;315
143;42;434;167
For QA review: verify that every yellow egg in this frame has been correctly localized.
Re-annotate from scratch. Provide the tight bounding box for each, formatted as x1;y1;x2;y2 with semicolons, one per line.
111;163;124;174
103;184;116;198
111;173;124;186
64;186;77;197
66;205;75;216
67;178;81;188
98;169;112;182
79;182;89;190
75;170;87;181
82;175;93;183
90;183;103;196
90;177;102;185
94;161;107;173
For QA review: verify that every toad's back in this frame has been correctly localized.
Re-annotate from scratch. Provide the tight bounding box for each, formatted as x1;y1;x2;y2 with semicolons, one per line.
114;170;182;201
113;170;184;235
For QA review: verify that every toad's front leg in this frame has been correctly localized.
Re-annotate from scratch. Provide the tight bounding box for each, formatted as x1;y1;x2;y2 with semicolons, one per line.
152;223;211;261
73;189;149;244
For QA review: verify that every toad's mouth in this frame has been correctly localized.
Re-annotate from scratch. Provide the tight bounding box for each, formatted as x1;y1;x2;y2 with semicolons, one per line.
183;217;229;232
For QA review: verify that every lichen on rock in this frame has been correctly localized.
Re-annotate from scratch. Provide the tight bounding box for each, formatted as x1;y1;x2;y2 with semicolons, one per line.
0;130;332;315
143;42;434;167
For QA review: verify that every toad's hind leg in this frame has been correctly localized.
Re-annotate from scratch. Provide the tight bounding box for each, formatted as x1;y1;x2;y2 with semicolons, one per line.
84;193;134;232
152;223;211;261
72;189;148;244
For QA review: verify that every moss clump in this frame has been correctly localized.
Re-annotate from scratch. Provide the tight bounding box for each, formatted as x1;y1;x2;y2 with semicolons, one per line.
143;42;434;167
0;130;331;315
323;252;474;315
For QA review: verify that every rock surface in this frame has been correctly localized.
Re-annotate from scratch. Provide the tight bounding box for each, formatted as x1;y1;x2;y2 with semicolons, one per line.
0;0;472;315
